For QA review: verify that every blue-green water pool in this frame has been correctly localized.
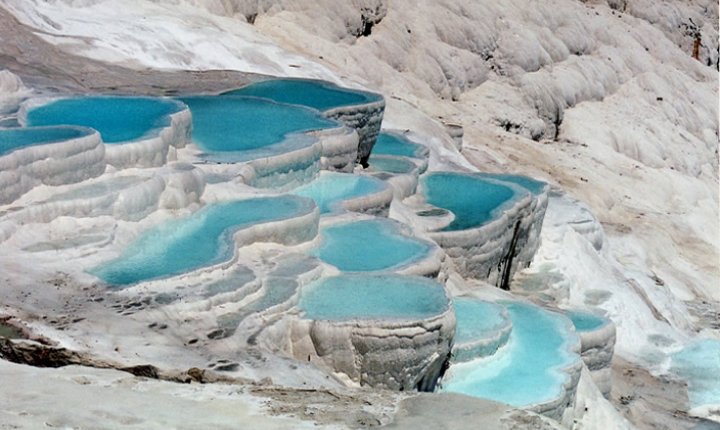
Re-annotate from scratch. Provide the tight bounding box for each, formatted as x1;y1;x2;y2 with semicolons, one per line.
0;126;93;156
454;298;508;345
292;172;387;214
180;96;337;159
223;78;381;111
477;173;547;195
441;302;579;407
670;339;720;410
422;172;520;231
25;97;183;143
372;132;427;159
299;274;449;321
368;155;417;174
314;219;433;272
567;311;608;332
91;196;315;286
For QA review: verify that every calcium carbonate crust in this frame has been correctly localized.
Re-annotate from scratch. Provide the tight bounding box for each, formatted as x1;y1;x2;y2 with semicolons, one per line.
0;126;105;205
324;97;385;166
424;180;548;290
18;96;192;170
289;301;456;391
574;315;616;398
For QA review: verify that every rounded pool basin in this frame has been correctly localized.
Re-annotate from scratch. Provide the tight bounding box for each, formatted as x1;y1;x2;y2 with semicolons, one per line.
454;298;509;345
299;274;449;321
180;96;338;159
91;195;315;286
0;126;94;156
422;172;521;231
223;78;382;111
368;155;417;175
476;173;547;195
373;132;428;159
567;311;608;332
441;302;579;407
25;96;184;143
314;219;433;272
452;298;512;363
292;172;388;214
670;339;720;410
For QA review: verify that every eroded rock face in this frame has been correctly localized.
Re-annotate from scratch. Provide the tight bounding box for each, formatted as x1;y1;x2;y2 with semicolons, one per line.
428;185;548;290
286;275;456;391
0;69;30;114
0;127;106;205
575;316;617;398
290;308;455;391
323;97;384;167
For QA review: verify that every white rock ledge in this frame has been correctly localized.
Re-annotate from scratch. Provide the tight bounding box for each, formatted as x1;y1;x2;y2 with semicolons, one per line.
104;105;192;169
0;126;105;205
368;155;428;200
451;303;512;364
289;304;456;391
421;178;549;290
340;179;394;217
313;126;359;173
191;125;358;191
572;313;616;398
324;98;385;167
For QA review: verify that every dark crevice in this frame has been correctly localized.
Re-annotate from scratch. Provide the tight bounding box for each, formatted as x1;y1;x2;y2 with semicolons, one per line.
355;6;385;39
552;105;563;141
361;21;374;37
499;220;522;290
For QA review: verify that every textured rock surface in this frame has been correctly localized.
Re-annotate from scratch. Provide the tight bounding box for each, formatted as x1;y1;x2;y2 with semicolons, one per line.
576;316;617;397
324;98;385;166
425;184;546;290
6;164;205;224
0;128;105;204
290;307;455;391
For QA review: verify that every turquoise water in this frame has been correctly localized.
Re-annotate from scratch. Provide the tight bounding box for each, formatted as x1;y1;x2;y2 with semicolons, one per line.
299;274;449;321
0;126;92;156
180;96;337;158
91;196;314;286
25;97;183;143
314;219;433;272
373;132;427;158
217;277;300;337
422;172;519;231
454;298;508;344
567;311;607;332
292;172;387;214
46;176;144;202
441;302;579;407
670;339;720;409
223;78;381;111
368;155;417;174
477;173;547;195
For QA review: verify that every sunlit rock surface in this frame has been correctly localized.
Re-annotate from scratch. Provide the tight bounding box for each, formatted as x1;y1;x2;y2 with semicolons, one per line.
566;310;617;397
0;126;105;204
21;97;192;169
292;274;455;391
416;172;548;290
